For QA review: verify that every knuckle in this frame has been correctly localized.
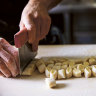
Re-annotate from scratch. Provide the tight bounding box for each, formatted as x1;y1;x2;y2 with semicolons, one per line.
0;38;4;43
33;11;39;18
27;13;32;18
13;71;19;77
28;24;35;31
7;56;14;64
6;74;11;78
24;14;32;21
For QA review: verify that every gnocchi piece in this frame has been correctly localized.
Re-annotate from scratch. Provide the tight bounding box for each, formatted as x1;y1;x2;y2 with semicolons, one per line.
55;63;62;66
75;59;83;64
77;64;84;73
47;64;54;68
91;65;96;77
73;68;81;78
22;63;36;75
53;58;67;63
61;64;68;69
45;78;56;88
83;62;89;67
83;58;89;62
50;69;58;80
56;58;67;63
45;60;54;65
66;67;73;78
45;67;51;78
84;67;91;78
58;69;66;79
89;58;96;65
69;61;75;68
61;61;69;65
36;59;45;67
53;66;61;70
50;58;59;63
38;64;46;73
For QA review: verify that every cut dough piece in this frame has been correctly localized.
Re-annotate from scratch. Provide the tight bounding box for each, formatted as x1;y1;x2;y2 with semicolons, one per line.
45;67;51;78
91;65;96;77
73;68;81;78
45;60;54;65
75;59;83;64
36;59;45;67
77;64;84;73
53;58;67;63
56;58;67;63
47;64;54;68
55;63;62;66
38;64;46;73
21;61;36;75
84;67;91;78
45;78;56;88
69;61;75;68
50;69;57;80
89;58;96;65
58;69;66;79
53;66;61;70
83;62;89;67
83;58;89;62
66;67;72;78
61;65;68;69
61;61;69;65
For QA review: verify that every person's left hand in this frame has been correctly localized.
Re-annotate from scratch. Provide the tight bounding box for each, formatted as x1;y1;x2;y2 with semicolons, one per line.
0;38;20;77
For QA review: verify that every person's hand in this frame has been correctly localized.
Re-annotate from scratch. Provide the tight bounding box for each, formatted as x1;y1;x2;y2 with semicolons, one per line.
0;38;20;77
19;1;51;51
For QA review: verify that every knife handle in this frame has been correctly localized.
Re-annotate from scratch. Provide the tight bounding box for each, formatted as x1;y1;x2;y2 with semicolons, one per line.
14;28;28;48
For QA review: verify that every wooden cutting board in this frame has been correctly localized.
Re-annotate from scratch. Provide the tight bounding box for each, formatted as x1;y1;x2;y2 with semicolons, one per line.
0;45;96;96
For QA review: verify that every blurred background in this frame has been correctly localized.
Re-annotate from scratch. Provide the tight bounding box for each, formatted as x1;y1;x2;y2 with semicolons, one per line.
1;0;96;45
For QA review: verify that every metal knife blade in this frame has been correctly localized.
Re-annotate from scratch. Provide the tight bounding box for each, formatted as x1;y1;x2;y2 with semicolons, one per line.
19;42;37;73
14;28;37;74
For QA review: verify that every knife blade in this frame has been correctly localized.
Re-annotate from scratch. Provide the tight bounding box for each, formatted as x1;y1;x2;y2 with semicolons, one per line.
14;28;37;73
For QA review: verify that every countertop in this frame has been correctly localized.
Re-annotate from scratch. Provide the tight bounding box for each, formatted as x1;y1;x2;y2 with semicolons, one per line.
1;45;96;96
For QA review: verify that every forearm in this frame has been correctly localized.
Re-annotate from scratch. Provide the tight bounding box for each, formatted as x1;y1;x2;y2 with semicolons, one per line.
29;0;62;10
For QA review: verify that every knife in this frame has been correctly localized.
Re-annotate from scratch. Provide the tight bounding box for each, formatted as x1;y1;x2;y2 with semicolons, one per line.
14;28;37;74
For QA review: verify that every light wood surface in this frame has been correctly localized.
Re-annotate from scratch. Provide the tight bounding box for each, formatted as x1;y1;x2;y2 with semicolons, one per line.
1;45;96;96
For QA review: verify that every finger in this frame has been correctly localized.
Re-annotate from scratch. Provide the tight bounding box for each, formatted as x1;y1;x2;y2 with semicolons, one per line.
33;16;41;41
23;16;36;44
14;28;28;48
0;58;11;77
39;17;46;40
0;38;20;73
19;21;25;31
0;45;19;77
0;71;5;77
40;16;51;40
32;40;39;52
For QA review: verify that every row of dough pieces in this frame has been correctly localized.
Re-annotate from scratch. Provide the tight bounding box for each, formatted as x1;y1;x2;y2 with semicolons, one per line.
21;57;96;88
36;57;96;78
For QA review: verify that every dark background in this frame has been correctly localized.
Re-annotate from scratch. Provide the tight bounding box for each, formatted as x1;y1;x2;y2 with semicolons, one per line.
1;0;96;45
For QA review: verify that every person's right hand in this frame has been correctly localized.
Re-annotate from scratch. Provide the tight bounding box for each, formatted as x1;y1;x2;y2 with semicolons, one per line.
0;38;20;77
19;1;51;51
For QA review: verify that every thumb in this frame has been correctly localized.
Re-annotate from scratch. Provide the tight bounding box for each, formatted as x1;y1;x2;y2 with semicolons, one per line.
32;40;39;52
